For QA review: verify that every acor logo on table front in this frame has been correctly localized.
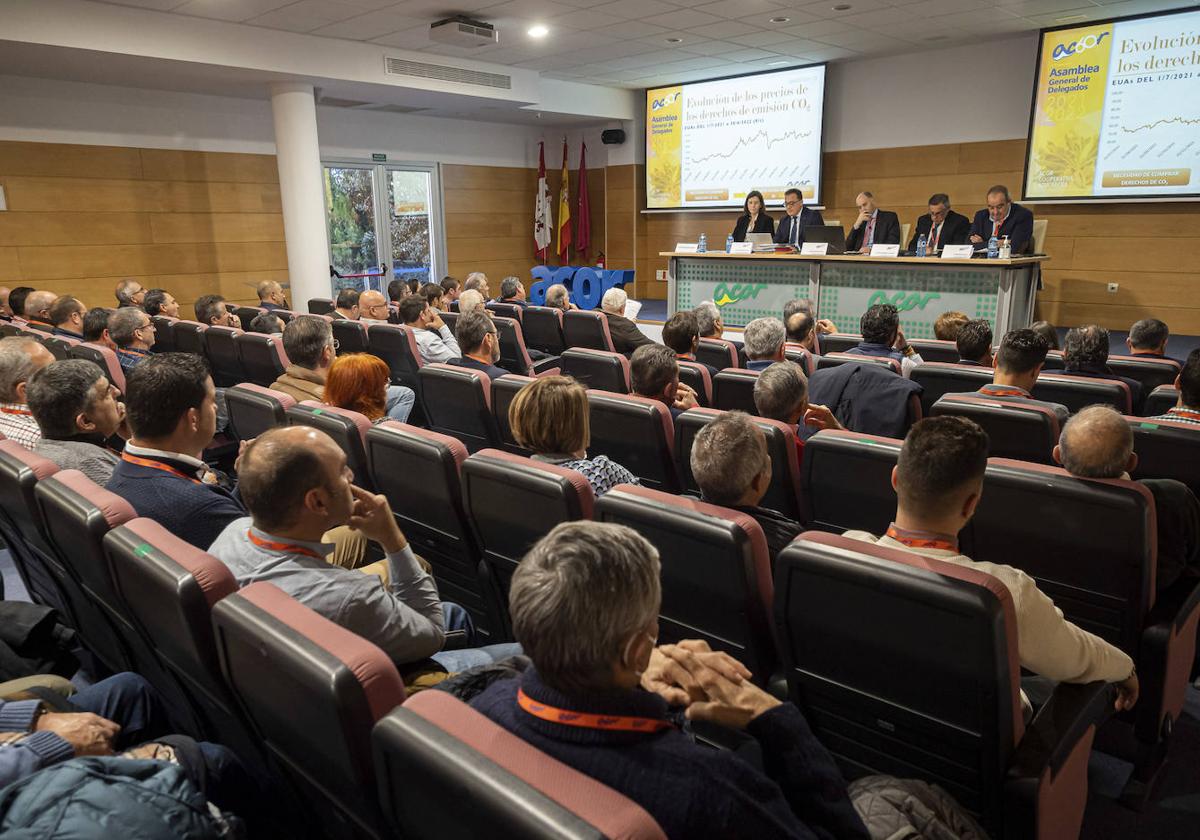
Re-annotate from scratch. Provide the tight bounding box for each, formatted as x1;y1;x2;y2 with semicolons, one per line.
868;290;942;312
713;282;769;306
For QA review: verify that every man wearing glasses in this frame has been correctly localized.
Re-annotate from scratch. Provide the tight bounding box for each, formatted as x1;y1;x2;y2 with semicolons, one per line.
968;184;1035;255
109;306;156;373
358;290;391;324
907;193;970;252
772;188;824;249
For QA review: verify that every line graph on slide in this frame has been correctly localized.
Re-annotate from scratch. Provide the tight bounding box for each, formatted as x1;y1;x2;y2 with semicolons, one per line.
1121;115;1200;134
686;128;813;166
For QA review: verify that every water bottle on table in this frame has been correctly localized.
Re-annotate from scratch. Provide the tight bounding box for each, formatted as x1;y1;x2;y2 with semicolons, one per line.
725;234;734;253
915;234;927;258
987;234;999;259
698;233;708;253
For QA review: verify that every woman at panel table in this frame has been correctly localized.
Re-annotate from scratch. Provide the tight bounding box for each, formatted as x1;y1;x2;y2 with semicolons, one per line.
731;190;775;242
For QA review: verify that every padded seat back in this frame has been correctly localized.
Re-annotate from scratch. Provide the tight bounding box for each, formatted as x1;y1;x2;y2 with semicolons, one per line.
440;311;458;336
225;383;295;440
332;319;370;355
486;302;522;322
1107;354;1181;394
172;320;208;356
521;306;565;355
0;443;72;620
493;316;538;377
41;334;76;361
286;402;375;491
677;360;712;406
562;310;615;352
774;532;1022;830
233;306;265;332
596;486;777;680
911;363;995;414
1032;374;1131;414
800;429;902;533
150;316;178;352
1128;417;1200;495
585;391;679;492
817;352;901;376
366;324;423;391
204;325;247;387
419;363;500;454
931;394;1060;464
366;423;502;638
1143;386;1179;418
235;333;289;387
818;333;860;355
1042;349;1065;370
68;342;126;392
560;348;630;393
211;583;405;837
695;337;739;371
490;374;535;454
783;344;815;375
373;691;667;840
712;368;760;414
308;298;335;316
908;338;962;363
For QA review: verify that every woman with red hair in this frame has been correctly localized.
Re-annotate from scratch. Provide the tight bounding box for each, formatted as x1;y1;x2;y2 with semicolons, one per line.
324;353;392;423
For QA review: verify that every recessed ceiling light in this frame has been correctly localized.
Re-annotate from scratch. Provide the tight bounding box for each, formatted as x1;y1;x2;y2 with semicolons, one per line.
665;37;682;43
832;3;852;10
768;60;790;66
527;24;549;38
769;16;789;23
1055;13;1088;23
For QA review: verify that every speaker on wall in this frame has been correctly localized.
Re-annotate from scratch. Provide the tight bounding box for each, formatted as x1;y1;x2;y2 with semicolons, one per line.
601;129;626;145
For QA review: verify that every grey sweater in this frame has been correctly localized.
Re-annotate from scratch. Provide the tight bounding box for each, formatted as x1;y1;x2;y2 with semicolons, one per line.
33;438;120;485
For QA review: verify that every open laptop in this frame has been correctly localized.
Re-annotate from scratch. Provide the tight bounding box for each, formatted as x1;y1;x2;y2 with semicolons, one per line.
746;232;774;249
801;225;846;254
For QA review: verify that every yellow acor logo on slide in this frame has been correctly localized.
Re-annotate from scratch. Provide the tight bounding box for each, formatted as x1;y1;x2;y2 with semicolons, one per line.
646;85;683;206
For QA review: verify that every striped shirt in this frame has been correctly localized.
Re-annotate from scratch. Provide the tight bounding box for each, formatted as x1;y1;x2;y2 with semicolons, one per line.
0;403;41;450
1146;407;1200;426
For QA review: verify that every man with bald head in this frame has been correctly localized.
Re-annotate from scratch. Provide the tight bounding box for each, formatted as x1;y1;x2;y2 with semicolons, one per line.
1055;405;1200;592
22;290;57;331
256;280;288;311
0;336;55;449
358;289;390;324
114;279;145;309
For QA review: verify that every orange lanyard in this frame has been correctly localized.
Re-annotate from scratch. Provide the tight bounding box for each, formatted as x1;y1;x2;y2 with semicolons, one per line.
0;406;32;417
886;525;957;553
517;688;673;734
120;452;201;484
1169;408;1200;421
981;386;1027;398
246;530;325;561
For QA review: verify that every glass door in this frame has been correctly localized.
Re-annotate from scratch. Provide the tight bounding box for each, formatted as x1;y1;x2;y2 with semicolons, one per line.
323;165;379;276
386;167;440;287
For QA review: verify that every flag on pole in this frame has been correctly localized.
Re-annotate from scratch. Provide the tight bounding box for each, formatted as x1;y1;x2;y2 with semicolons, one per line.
557;138;572;264
575;141;591;263
533;141;553;263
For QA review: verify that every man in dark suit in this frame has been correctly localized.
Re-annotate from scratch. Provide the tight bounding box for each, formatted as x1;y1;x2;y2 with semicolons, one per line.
451;309;511;380
908;193;970;251
969;185;1035;254
1057;325;1144;411
601;287;655;357
845;192;900;253
630;344;698;421
773;188;824;248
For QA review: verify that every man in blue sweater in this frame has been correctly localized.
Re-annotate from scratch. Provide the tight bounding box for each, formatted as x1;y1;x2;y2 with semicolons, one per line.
470;521;868;840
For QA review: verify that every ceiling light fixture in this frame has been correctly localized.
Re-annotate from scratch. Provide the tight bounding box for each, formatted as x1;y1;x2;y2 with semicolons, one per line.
832;3;852;10
1055;13;1088;23
665;37;682;43
527;24;549;38
768;60;790;66
769;16;789;23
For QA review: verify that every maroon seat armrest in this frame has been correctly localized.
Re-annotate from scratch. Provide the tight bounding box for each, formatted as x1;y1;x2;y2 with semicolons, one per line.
1136;576;1200;742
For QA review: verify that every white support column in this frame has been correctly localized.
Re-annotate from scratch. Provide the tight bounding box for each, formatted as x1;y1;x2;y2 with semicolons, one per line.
270;82;329;307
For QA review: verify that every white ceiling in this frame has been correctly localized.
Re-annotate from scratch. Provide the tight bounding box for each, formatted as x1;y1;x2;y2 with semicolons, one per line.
90;0;1196;88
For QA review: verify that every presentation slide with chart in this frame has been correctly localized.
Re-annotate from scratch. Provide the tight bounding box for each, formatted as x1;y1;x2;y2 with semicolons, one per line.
1025;7;1200;201
645;65;826;210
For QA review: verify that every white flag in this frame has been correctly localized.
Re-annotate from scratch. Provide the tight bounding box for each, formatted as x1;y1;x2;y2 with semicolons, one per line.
534;141;553;255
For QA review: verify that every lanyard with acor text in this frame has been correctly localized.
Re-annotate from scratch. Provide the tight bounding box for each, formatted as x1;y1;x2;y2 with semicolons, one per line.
886;525;958;553
120;452;202;485
517;688;674;734
246;530;325;561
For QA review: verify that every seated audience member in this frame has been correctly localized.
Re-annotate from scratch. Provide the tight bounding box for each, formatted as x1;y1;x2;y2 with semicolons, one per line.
743;317;786;371
0;337;55;449
1055;405;1200;591
358;290;390;324
28;360;126;484
934;310;969;342
784;311;817;354
273;315;334;402
1125;317;1172;361
509;375;638;497
22;291;57;331
114;279;145;309
109;307;156;373
194;294;239;329
256;280;288;311
457;289;486;316
754;361;842;455
1058;325;1143;409
630;345;698;420
7;288;34;324
440;275;461;304
49;295;87;339
1030;320;1059;350
421;283;445;311
497;276;529;309
692;411;802;565
694;301;726;341
406;279;421;298
210;426;518;671
1148;348;1200;425
82;308;117;350
601;287;654;356
463;272;491;301
142;289;179;319
845;303;924;377
0;287;11;321
470;520;868;840
332;288;361;321
955;319;993;366
400;296;460;365
543;283;576;312
387;279;407;305
846;416;1138;709
248;312;283;335
452;309;511;380
662;311;717;378
105;354;244;549
783;298;835;336
978;329;1069;426
324;353;413;425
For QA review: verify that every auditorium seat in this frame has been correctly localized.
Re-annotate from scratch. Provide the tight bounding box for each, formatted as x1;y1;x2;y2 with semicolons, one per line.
332;318;370;355
1142;385;1179;417
172;320;208;357
151;316;178;352
1043;349;1066;370
585;391;679;492
486;302;522;322
677;360;713;405
41;334;76;361
1128;416;1200;496
908;338;961;363
366;323;422;391
234;332;289;388
911;362;995;414
418;363;501;454
489;374;533;455
1032;373;1131;414
965;459;1200;798
816;351;901;376
596;485;777;683
211;582;405;837
287;401;375;491
675;408;803;521
372;690;667;840
562;310;615;352
271;309;298;324
461;449;594;623
493;316;559;377
559;348;630;392
308;297;335;315
817;333;860;355
521;305;565;355
365;423;503;638
67;342;125;392
782;343;815;375
232;305;264;332
799;429;902;534
225;383;295;440
712;368;760;414
775;532;1112;839
203;325;247;387
931;393;1060;464
695;337;739;371
0;323;24;338
1107;355;1181;394
440;311;458;335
